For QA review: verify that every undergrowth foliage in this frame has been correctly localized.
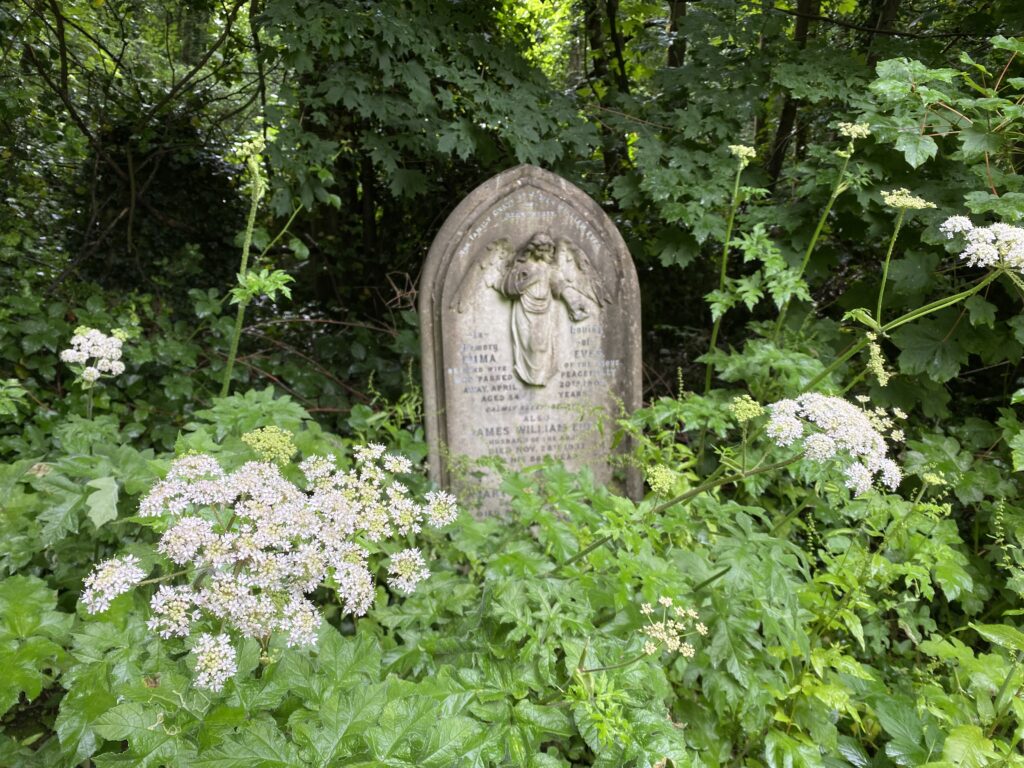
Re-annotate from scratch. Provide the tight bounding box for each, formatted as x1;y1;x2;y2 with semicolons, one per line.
1;15;1024;768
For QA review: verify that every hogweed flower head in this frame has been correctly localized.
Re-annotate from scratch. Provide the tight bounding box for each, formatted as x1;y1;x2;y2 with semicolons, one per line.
388;548;430;594
766;393;902;496
80;443;456;692
729;144;756;169
940;216;1024;273
836;122;871;157
241;426;297;465
192;633;237;692
59;327;126;386
81;555;146;612
881;188;936;211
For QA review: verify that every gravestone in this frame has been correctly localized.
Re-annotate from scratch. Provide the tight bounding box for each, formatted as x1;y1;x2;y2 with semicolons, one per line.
420;165;641;515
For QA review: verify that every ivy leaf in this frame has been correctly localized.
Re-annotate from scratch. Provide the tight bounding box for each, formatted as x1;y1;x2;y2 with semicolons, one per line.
895;133;938;168
85;477;119;530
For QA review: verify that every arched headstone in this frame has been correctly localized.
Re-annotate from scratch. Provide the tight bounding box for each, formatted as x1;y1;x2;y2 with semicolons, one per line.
420;165;641;515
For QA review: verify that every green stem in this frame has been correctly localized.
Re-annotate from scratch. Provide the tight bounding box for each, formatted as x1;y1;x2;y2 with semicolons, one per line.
579;653;648;674
774;154;850;340
555;455;800;574
219;167;264;398
801;271;998;393
875;209;905;327
990;652;1023;738
704;162;745;395
138;569;187;586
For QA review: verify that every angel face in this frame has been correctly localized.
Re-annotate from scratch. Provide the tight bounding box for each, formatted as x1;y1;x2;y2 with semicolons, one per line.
524;234;556;264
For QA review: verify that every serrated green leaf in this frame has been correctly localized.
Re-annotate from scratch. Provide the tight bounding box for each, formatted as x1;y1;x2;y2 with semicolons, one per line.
892;319;969;382
941;725;997;768
86;477;119;529
895;133;938;168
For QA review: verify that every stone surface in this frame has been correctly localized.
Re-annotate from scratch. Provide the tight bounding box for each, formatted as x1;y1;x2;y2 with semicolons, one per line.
420;165;641;514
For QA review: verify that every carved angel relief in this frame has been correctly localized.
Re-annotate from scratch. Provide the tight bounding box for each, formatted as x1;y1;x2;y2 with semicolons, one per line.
450;232;608;386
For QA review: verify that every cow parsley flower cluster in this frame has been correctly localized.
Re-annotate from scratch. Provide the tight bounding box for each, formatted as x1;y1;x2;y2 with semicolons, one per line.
80;442;457;691
59;327;127;385
939;216;1024;273
639;597;706;659
766;393;903;496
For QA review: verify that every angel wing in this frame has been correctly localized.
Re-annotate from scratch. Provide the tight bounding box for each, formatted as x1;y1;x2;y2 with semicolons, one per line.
448;238;515;313
555;239;610;310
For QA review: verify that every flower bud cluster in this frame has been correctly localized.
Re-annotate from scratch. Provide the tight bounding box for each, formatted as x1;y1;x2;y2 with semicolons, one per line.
866;333;892;386
729;144;756;168
645;465;675;496
940;216;1024;273
241;426;297;465
639;597;706;658
838;122;871;140
81;442;457;691
767;393;903;496
881;188;935;211
729;394;764;423
59;327;126;384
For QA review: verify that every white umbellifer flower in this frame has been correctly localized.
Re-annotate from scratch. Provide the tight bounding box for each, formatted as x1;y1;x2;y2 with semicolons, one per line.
424;490;458;527
383;453;412;474
387;548;430;595
335;561;375;616
147;585;199;638
767;393;902;496
86;444;455;688
803;433;837;461
940;216;973;238
158;516;216;565
192;633;237;692
82;555;147;613
59;327;127;384
279;595;320;647
299;454;335;486
941;216;1024;272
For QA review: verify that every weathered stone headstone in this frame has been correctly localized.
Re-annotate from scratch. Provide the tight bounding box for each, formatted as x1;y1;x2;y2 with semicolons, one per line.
420;165;641;514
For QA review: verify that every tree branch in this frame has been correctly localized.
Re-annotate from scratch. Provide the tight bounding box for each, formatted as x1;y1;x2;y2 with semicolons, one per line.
146;0;246;120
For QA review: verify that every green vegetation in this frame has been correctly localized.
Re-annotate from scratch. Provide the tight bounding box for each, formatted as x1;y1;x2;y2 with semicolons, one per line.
2;0;1024;765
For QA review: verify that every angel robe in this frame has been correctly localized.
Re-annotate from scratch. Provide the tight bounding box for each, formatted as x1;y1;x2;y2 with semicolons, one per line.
502;257;565;386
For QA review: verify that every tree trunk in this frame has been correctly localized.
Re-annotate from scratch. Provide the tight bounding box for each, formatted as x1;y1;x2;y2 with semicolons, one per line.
865;0;901;66
667;0;686;68
765;0;820;188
